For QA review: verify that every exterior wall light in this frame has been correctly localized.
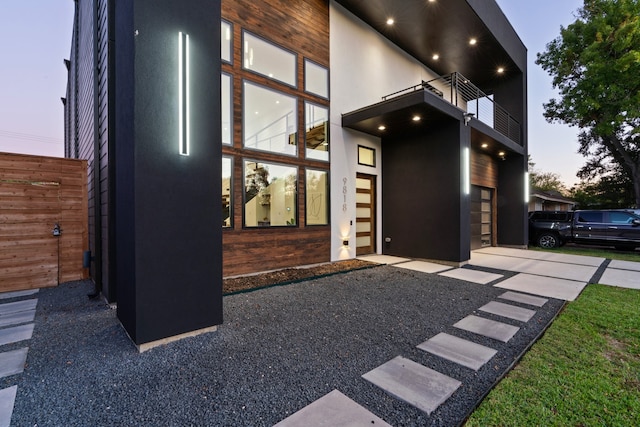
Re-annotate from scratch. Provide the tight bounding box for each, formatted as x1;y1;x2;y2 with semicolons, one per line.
342;239;349;246
179;31;190;156
525;172;530;203
462;147;470;195
464;112;474;126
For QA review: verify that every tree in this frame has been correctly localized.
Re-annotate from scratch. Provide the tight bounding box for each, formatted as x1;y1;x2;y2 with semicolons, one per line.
528;156;568;194
536;0;640;206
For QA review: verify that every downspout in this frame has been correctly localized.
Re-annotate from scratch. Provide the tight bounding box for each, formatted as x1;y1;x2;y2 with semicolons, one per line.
90;0;103;297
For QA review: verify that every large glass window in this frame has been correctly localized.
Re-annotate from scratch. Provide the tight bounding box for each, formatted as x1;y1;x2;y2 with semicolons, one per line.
306;169;329;225
222;73;232;145
243;31;296;87
305;102;329;161
244;160;297;227
222;156;232;227
304;59;329;98
243;81;297;156
221;21;232;63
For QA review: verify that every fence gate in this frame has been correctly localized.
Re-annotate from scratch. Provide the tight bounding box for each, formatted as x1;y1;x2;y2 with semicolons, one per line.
0;153;88;292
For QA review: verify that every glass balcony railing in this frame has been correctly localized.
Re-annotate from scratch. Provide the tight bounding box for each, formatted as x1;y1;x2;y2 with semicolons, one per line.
382;72;521;145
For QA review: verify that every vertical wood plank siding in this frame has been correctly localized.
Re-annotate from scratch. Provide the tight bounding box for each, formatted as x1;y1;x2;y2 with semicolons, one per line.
221;0;331;277
471;150;498;189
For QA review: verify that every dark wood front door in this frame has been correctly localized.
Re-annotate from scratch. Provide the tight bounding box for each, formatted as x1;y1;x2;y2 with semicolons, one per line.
356;174;376;255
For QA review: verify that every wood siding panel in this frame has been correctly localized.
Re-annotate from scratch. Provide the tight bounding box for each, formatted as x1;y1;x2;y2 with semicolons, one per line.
471;150;498;189
220;0;332;276
0;153;88;292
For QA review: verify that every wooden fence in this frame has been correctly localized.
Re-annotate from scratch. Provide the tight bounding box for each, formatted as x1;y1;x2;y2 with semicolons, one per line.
0;152;88;292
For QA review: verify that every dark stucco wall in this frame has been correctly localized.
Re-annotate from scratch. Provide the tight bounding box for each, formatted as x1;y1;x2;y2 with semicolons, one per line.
382;121;471;263
115;0;222;345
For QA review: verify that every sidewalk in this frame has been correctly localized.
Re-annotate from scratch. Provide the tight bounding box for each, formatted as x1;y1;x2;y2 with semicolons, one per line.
2;264;567;426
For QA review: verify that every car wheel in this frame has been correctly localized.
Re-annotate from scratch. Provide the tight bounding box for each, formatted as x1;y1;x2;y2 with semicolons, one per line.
537;233;560;249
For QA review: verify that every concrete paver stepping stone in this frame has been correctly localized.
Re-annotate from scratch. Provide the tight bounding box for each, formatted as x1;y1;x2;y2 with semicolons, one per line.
0;290;38;300
362;356;461;415
494;273;586;301
393;260;452;274
417;333;497;371
478;301;536;322
0;348;28;379
0;324;34;347
274;389;392;427
599;268;640;290
0;299;37;316
438;268;503;284
357;255;411;265
0;310;35;329
498;291;548;307
454;315;519;342
0;386;16;427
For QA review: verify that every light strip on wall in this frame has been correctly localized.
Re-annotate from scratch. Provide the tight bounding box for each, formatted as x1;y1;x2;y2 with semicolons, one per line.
179;32;190;156
463;147;470;195
524;172;530;203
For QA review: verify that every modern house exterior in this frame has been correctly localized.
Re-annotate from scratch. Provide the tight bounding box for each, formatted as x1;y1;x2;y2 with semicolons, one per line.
64;0;528;347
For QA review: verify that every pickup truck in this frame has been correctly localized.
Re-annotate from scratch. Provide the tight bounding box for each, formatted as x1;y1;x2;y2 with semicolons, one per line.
529;210;640;250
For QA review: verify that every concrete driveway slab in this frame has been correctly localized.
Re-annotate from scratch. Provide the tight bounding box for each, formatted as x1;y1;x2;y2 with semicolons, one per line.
608;259;640;272
470;252;597;282
393;260;452;274
599;268;640;290
438;268;503;284
494;273;586;301
357;255;411;265
475;247;604;266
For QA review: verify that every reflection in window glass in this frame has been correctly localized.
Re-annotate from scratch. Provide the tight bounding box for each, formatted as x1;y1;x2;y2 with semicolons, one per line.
305;59;329;98
306;169;329;225
305;102;329;161
244;160;297;227
221;21;232;63
244;81;297;156
222;157;232;227
222;73;232;145
243;32;296;86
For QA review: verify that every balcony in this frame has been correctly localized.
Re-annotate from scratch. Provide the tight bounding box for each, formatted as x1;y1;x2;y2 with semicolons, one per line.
381;73;521;145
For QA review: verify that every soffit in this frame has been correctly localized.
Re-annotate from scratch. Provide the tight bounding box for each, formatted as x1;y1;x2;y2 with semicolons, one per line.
334;0;520;89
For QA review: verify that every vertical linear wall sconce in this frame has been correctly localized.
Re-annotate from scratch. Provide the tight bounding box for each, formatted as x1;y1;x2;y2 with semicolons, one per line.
524;172;530;203
179;32;190;156
462;147;470;195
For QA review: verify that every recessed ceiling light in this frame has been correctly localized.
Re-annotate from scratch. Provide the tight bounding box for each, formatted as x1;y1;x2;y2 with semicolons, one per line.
497;67;505;73
498;151;505;156
386;18;394;25
378;125;386;130
412;115;421;122
481;143;488;148
432;54;439;60
469;38;477;45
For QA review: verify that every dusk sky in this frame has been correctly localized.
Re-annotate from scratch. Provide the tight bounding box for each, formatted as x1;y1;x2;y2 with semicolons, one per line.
0;1;584;186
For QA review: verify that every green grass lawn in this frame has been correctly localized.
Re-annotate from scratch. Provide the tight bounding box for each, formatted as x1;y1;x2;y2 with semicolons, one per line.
465;284;640;426
530;244;640;262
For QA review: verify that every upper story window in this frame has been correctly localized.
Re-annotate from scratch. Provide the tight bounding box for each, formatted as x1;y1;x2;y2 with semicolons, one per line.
221;73;232;145
244;160;297;227
305;102;329;162
243;81;297;156
242;31;296;87
304;59;328;98
221;20;232;63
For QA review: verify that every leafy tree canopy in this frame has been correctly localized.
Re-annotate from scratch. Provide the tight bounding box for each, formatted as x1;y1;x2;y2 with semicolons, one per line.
536;0;640;204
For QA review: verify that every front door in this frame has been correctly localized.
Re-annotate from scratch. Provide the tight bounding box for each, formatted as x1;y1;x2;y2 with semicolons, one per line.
470;186;494;250
355;174;376;255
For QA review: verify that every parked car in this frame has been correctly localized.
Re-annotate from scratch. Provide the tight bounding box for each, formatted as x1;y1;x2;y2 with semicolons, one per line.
529;210;640;250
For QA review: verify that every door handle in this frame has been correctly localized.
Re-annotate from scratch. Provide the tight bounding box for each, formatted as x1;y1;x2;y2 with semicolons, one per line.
608;226;618;230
